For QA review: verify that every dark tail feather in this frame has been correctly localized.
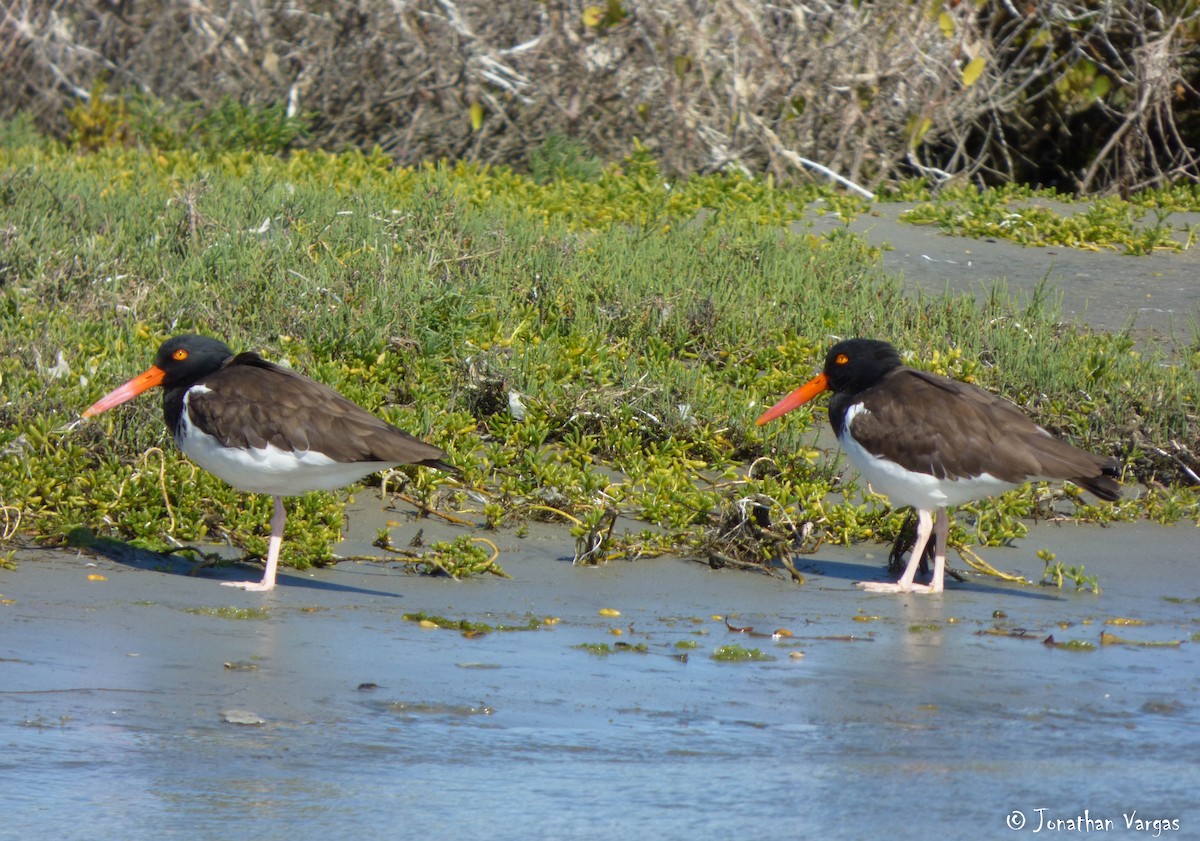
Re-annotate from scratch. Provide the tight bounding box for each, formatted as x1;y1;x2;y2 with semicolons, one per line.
423;458;461;476
1071;458;1122;502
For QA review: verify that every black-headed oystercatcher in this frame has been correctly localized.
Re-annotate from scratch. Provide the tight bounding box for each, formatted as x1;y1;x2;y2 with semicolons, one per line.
84;334;456;592
756;338;1121;594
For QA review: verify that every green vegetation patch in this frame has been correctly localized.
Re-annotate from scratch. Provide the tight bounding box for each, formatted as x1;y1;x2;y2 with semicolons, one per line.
572;642;649;656
415;536;508;580
895;183;1198;254
403;612;543;635
0;131;1196;584
1039;551;1101;594
711;644;775;662
1042;636;1097;652
184;606;270;621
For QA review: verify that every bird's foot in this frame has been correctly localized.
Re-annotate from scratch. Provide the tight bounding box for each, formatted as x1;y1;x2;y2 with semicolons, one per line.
220;580;275;592
856;581;942;594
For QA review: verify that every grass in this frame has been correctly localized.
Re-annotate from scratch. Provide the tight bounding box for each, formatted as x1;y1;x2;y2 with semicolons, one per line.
1;129;1197;579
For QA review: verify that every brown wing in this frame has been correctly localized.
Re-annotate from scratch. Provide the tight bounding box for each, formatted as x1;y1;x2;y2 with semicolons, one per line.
187;353;455;470
848;367;1120;499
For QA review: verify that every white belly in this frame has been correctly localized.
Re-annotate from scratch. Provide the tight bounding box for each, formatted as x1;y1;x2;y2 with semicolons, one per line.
177;408;394;496
838;405;1017;509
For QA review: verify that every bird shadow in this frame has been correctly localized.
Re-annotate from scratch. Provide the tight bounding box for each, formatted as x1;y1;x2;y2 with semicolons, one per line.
65;527;404;598
800;557;1066;601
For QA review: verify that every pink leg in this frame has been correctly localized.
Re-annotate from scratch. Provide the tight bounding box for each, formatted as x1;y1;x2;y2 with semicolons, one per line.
221;496;284;592
928;508;949;593
858;508;944;594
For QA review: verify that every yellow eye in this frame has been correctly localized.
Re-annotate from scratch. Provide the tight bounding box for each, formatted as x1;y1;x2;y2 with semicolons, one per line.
835;353;849;365
173;348;188;361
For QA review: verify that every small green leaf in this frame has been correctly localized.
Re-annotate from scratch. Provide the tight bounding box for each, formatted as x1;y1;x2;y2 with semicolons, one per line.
906;115;933;148
937;12;955;39
961;56;986;88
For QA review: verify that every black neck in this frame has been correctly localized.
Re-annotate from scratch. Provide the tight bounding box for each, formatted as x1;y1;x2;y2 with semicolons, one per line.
162;386;189;439
828;391;855;438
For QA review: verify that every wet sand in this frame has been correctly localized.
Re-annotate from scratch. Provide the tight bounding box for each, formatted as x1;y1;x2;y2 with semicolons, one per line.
3;507;1198;839
4;211;1199;839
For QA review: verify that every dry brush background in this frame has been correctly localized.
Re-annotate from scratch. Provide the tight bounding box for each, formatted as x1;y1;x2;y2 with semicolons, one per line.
3;0;1199;195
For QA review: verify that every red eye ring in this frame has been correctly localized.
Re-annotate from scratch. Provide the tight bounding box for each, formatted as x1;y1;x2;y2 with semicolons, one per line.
173;349;188;361
835;353;849;365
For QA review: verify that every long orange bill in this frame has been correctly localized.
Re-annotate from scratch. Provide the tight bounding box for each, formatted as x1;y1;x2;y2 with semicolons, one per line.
755;372;829;426
82;365;167;418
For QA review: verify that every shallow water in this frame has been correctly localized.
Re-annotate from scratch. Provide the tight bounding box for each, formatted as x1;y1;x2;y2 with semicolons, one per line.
3;516;1198;840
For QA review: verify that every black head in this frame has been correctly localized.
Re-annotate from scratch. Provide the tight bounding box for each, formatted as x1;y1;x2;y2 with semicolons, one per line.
83;334;234;418
822;338;903;394
756;337;903;427
151;334;235;389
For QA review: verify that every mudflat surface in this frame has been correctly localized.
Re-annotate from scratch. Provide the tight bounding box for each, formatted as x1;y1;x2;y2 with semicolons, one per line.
4;212;1199;839
807;202;1200;341
3;510;1198;840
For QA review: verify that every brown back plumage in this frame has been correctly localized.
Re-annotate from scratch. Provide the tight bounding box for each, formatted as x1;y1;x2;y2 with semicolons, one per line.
846;367;1121;501
183;352;456;472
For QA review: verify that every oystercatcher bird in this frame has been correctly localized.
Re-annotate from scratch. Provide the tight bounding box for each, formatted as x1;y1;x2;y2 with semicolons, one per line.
83;334;456;592
756;338;1122;594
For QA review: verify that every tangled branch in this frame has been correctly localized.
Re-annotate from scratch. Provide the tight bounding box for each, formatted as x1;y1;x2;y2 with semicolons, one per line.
2;0;1196;194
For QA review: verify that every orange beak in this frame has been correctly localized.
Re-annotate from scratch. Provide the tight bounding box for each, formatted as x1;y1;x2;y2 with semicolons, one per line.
82;365;166;418
755;372;829;426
